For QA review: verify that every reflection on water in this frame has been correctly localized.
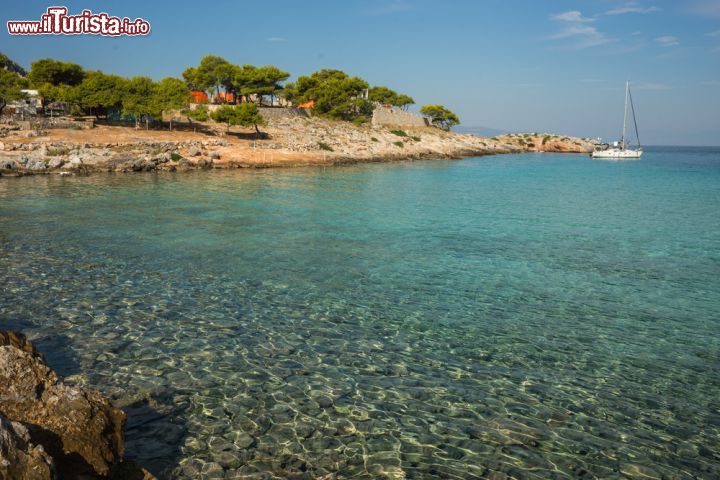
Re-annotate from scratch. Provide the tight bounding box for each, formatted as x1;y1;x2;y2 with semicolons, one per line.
1;151;719;479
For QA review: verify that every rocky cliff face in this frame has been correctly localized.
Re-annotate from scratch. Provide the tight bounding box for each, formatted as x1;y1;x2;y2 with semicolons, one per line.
0;331;152;479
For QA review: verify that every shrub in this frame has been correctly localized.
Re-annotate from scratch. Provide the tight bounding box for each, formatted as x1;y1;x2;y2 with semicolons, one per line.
371;137;379;142
318;142;334;152
542;135;551;145
393;141;404;148
390;129;407;137
46;146;70;156
411;136;421;141
170;152;182;161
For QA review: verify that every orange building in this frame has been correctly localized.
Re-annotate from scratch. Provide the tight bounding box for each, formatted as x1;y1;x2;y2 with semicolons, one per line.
190;91;209;103
215;91;235;103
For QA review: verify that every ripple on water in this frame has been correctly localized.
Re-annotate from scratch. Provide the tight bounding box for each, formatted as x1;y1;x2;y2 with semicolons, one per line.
1;153;719;479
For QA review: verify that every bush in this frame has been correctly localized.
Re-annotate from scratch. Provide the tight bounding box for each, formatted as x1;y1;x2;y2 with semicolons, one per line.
46;146;70;156
318;142;334;152
390;129;407;137
393;141;404;148
371;137;379;142
411;136;421;142
542;135;551;145
170;152;182;161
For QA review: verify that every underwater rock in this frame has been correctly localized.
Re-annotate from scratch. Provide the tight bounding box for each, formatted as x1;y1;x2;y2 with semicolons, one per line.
0;330;144;478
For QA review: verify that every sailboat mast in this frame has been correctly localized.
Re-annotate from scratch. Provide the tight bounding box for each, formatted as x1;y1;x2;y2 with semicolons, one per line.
622;80;629;150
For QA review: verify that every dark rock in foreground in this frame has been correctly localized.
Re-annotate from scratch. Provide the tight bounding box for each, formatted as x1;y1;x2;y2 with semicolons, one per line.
0;414;55;480
0;331;154;479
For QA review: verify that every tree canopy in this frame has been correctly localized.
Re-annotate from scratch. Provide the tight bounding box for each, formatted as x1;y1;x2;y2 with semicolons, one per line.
0;69;28;115
183;57;290;106
368;86;414;110
3;53;461;131
420;104;460;130
122;76;161;124
155;77;191;112
0;52;27;76
285;69;373;122
239;65;289;102
28;58;84;87
71;71;125;117
182;55;234;100
210;103;266;133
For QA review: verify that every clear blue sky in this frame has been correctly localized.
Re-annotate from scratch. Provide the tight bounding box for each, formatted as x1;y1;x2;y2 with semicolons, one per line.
2;0;720;145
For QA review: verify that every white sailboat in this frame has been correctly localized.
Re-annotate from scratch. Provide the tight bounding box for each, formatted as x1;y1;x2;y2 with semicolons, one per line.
591;81;642;159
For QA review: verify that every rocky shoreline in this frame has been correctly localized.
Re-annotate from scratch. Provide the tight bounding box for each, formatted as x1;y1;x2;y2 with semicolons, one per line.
0;330;154;480
0;117;597;176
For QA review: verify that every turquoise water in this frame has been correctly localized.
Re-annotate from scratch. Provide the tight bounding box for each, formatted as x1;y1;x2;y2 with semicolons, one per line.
1;148;719;479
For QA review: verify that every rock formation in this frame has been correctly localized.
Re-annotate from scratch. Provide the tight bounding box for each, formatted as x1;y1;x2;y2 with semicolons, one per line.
0;116;597;175
0;330;152;479
0;414;55;480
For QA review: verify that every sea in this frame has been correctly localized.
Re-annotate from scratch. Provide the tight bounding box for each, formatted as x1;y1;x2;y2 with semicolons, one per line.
1;146;719;479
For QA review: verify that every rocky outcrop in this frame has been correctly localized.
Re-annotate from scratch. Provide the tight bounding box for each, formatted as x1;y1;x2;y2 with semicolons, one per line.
0;118;597;176
495;133;597;153
0;414;55;480
0;331;129;478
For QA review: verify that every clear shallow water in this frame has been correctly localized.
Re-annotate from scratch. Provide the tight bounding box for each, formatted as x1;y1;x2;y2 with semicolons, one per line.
1;148;719;479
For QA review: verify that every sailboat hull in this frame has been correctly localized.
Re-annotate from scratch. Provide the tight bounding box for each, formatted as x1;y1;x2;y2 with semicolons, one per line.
591;148;642;159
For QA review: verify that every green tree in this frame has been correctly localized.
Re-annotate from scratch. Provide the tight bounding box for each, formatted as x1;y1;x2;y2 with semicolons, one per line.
234;65;289;105
288;69;372;122
0;52;27;76
183;55;233;102
122;76;160;128
0;69;28;115
181;66;207;91
71;71;125;118
368;86;414;110
420;104;460;130
154;77;191;129
183;104;209;123
28;58;84;87
210;103;266;134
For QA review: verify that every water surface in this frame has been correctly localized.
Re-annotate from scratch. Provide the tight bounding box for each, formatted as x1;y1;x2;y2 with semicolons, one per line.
1;148;719;479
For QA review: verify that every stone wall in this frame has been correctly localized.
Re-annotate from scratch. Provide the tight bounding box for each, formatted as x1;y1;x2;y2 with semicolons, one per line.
187;104;309;120
258;107;310;120
372;105;429;128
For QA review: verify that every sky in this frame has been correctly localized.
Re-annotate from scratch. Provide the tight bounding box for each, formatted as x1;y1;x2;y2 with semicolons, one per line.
2;0;720;145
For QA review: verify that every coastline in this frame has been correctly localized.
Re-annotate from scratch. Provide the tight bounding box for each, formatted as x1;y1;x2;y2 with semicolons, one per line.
0;117;597;176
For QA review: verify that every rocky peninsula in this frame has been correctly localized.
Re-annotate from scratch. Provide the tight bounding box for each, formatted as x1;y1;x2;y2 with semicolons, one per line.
0;116;597;176
0;330;153;479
